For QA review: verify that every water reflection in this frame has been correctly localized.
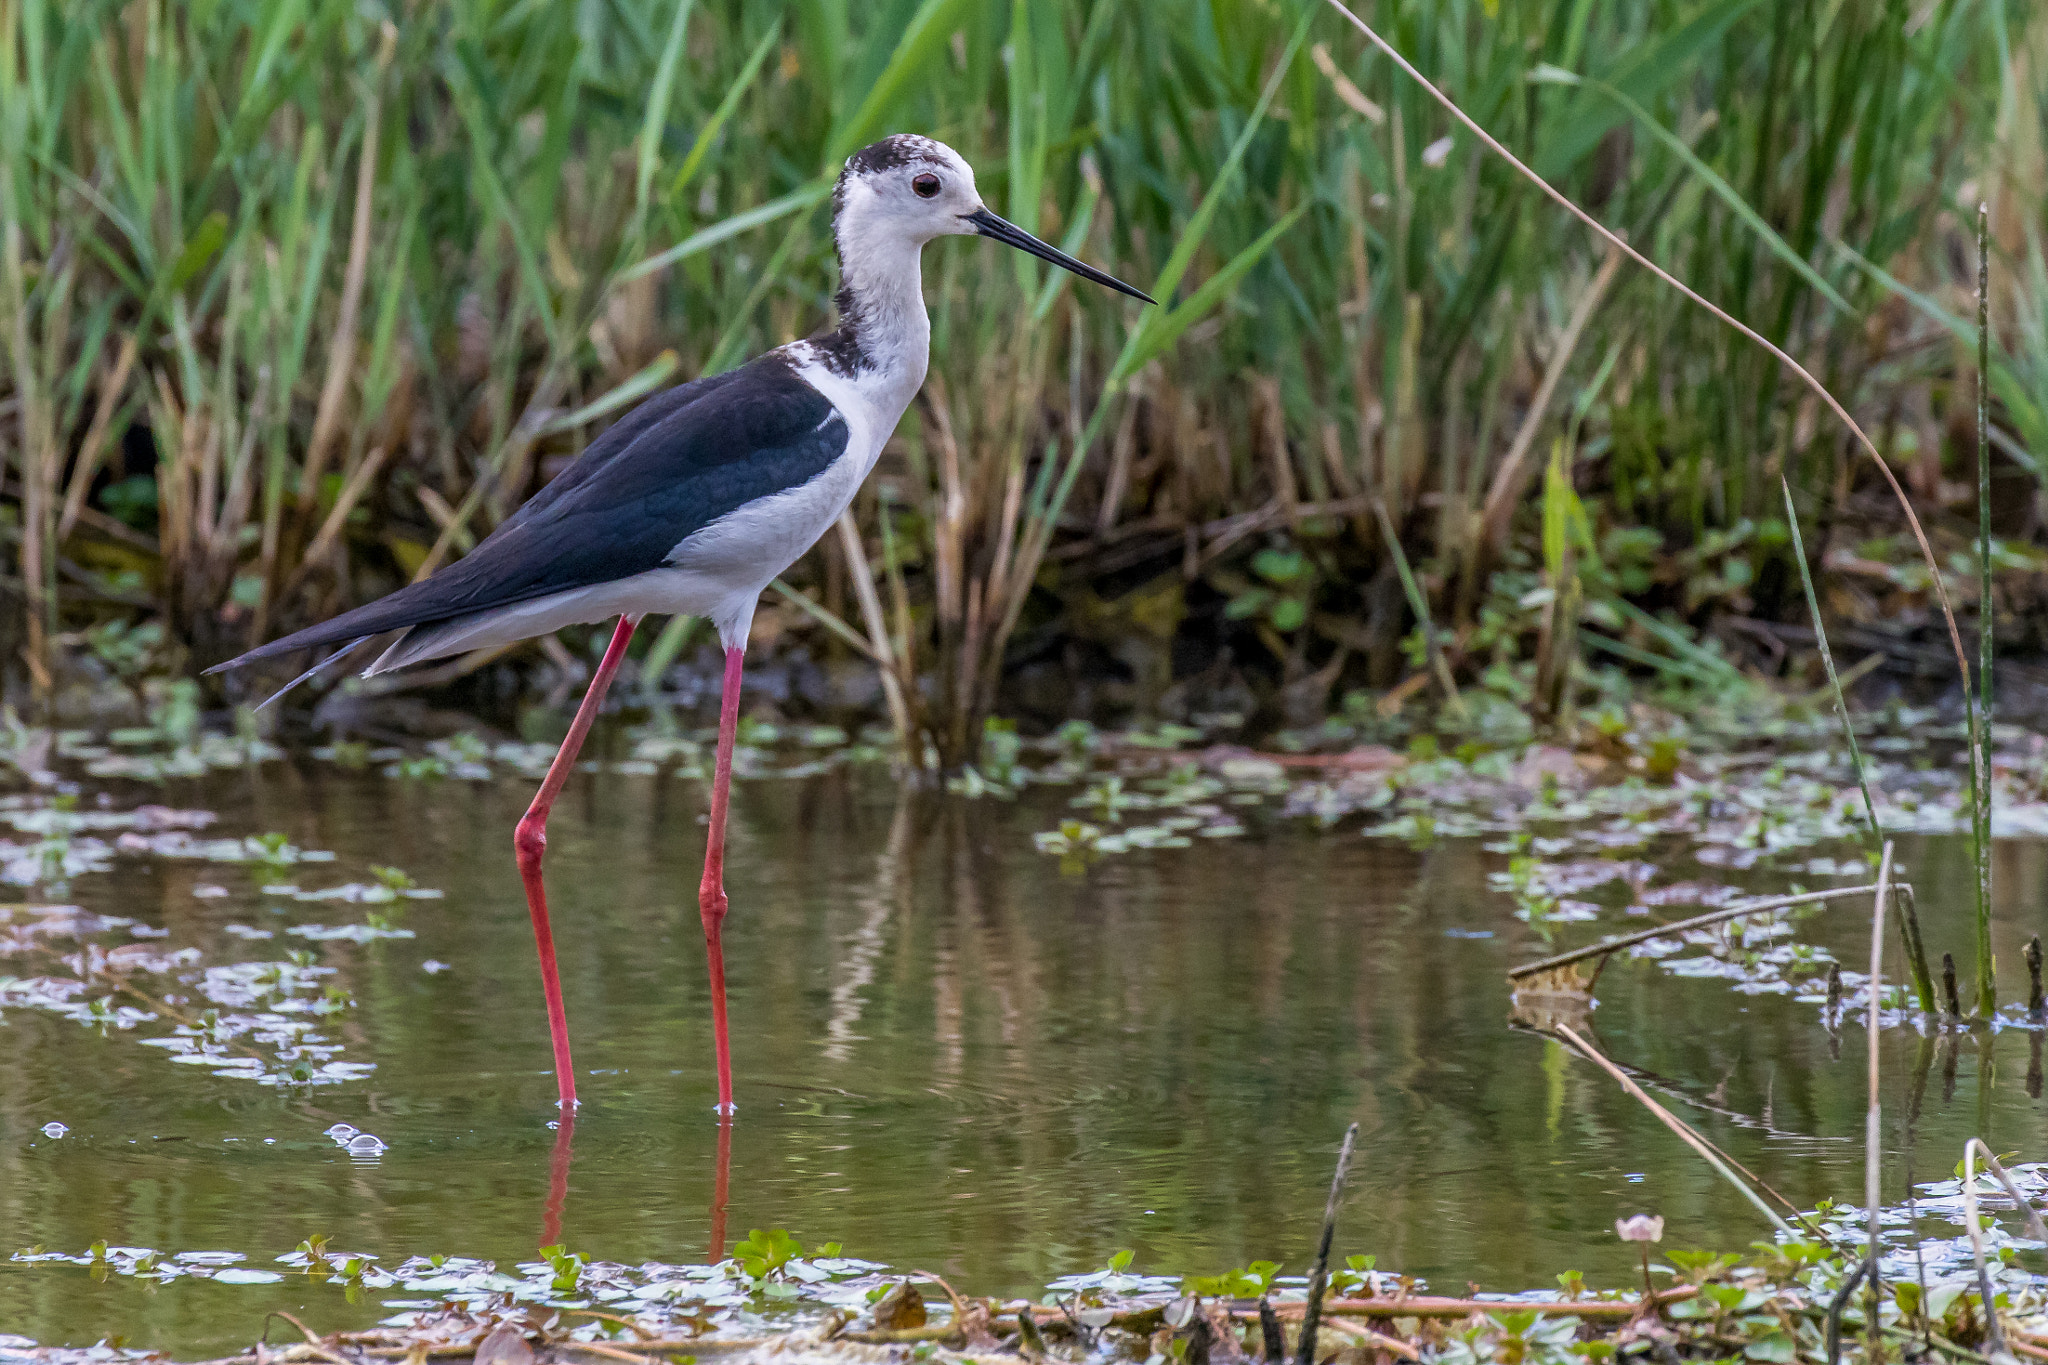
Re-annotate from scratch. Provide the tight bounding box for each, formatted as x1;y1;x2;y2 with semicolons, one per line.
710;1119;731;1263
542;1114;575;1250
0;759;2042;1357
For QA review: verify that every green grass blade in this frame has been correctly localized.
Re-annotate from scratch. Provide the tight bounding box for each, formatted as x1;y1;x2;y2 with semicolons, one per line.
1781;476;1882;853
667;21;780;201
632;0;696;242
537;349;681;436
1372;497;1465;718
1974;204;1995;1017
639;614;698;693
1532;0;1766;177
1832;239;2045;461
1135;13;1311;323
1113;202;1309;385
1529;64;1852;315
825;0;977;166
621;180;831;284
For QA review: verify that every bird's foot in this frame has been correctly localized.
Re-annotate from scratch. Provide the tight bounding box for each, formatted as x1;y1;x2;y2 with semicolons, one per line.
712;1102;737;1117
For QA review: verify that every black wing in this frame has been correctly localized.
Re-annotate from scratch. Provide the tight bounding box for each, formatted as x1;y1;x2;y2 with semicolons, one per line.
210;353;844;672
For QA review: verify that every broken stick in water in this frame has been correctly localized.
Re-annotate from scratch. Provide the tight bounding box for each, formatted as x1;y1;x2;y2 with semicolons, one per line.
1507;884;1902;985
1295;1122;1360;1365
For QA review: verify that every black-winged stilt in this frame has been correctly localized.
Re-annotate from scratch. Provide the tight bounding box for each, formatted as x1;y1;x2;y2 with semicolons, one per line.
209;135;1153;1116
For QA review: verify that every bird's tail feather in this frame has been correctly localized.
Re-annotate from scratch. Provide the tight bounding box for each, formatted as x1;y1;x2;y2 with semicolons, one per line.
252;637;375;711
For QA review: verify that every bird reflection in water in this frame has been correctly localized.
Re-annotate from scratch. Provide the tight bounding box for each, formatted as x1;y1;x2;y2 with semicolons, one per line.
536;1112;734;1262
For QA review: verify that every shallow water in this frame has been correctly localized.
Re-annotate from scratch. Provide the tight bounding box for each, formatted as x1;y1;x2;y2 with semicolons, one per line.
1;746;2044;1355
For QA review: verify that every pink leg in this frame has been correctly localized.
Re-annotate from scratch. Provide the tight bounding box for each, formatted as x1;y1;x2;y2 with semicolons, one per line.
698;645;744;1114
515;615;640;1111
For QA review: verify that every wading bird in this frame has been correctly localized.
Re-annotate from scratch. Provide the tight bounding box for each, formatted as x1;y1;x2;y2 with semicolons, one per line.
209;135;1153;1116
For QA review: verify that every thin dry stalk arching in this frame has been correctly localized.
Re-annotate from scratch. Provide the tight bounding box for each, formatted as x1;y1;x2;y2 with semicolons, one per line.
1314;0;1974;696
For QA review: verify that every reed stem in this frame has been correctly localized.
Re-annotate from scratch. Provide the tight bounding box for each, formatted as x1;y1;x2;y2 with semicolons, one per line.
1972;204;1996;1019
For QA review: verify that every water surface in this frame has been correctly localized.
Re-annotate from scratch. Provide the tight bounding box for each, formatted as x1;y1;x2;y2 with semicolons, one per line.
1;748;2043;1354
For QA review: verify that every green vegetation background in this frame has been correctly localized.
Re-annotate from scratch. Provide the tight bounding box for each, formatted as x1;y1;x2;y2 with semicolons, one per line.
3;0;2043;764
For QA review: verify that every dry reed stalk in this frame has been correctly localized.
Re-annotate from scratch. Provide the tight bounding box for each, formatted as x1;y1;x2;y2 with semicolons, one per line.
2;217;56;691
1262;1291;1701;1321
288;443;395;595
297;26;396;518
1476;244;1624;558
835;511;914;752
57;331;138;541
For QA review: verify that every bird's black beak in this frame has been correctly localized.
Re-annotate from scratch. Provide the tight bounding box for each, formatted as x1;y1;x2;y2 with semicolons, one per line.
965;207;1156;305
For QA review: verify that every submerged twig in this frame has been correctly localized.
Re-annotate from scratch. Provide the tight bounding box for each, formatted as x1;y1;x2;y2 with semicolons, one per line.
1507;885;1896;981
1297;1122;1360;1365
1554;1023;1796;1236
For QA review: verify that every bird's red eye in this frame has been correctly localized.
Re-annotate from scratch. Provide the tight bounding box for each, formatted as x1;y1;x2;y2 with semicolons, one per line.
911;172;941;199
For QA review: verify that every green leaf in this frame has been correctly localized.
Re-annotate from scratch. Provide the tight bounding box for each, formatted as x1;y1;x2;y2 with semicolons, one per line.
668;22;781;201
1743;1334;1795;1362
732;1227;802;1279
825;0;979;165
1781;478;1883;853
632;0;696;233
1115;204;1308;388
537;350;681;436
1251;548;1308;584
1833;241;2045;463
1533;0;1766;179
1528;65;1851;315
165;210;228;293
622;181;833;284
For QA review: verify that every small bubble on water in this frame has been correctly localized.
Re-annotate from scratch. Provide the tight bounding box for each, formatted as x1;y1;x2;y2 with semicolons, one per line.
346;1133;387;1157
40;1122;67;1139
1625;1173;1646;1183
421;959;452;974
324;1123;359;1143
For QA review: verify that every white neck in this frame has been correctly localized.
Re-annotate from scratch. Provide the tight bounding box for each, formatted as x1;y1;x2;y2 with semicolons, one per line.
807;212;931;418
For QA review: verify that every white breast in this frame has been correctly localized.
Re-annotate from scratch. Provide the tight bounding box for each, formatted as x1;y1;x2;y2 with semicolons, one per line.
662;344;919;646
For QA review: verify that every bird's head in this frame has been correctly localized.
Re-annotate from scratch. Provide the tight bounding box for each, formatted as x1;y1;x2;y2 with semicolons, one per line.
834;135;1154;304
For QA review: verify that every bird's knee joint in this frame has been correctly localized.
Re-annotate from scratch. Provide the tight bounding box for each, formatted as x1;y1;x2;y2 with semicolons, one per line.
514;818;547;866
